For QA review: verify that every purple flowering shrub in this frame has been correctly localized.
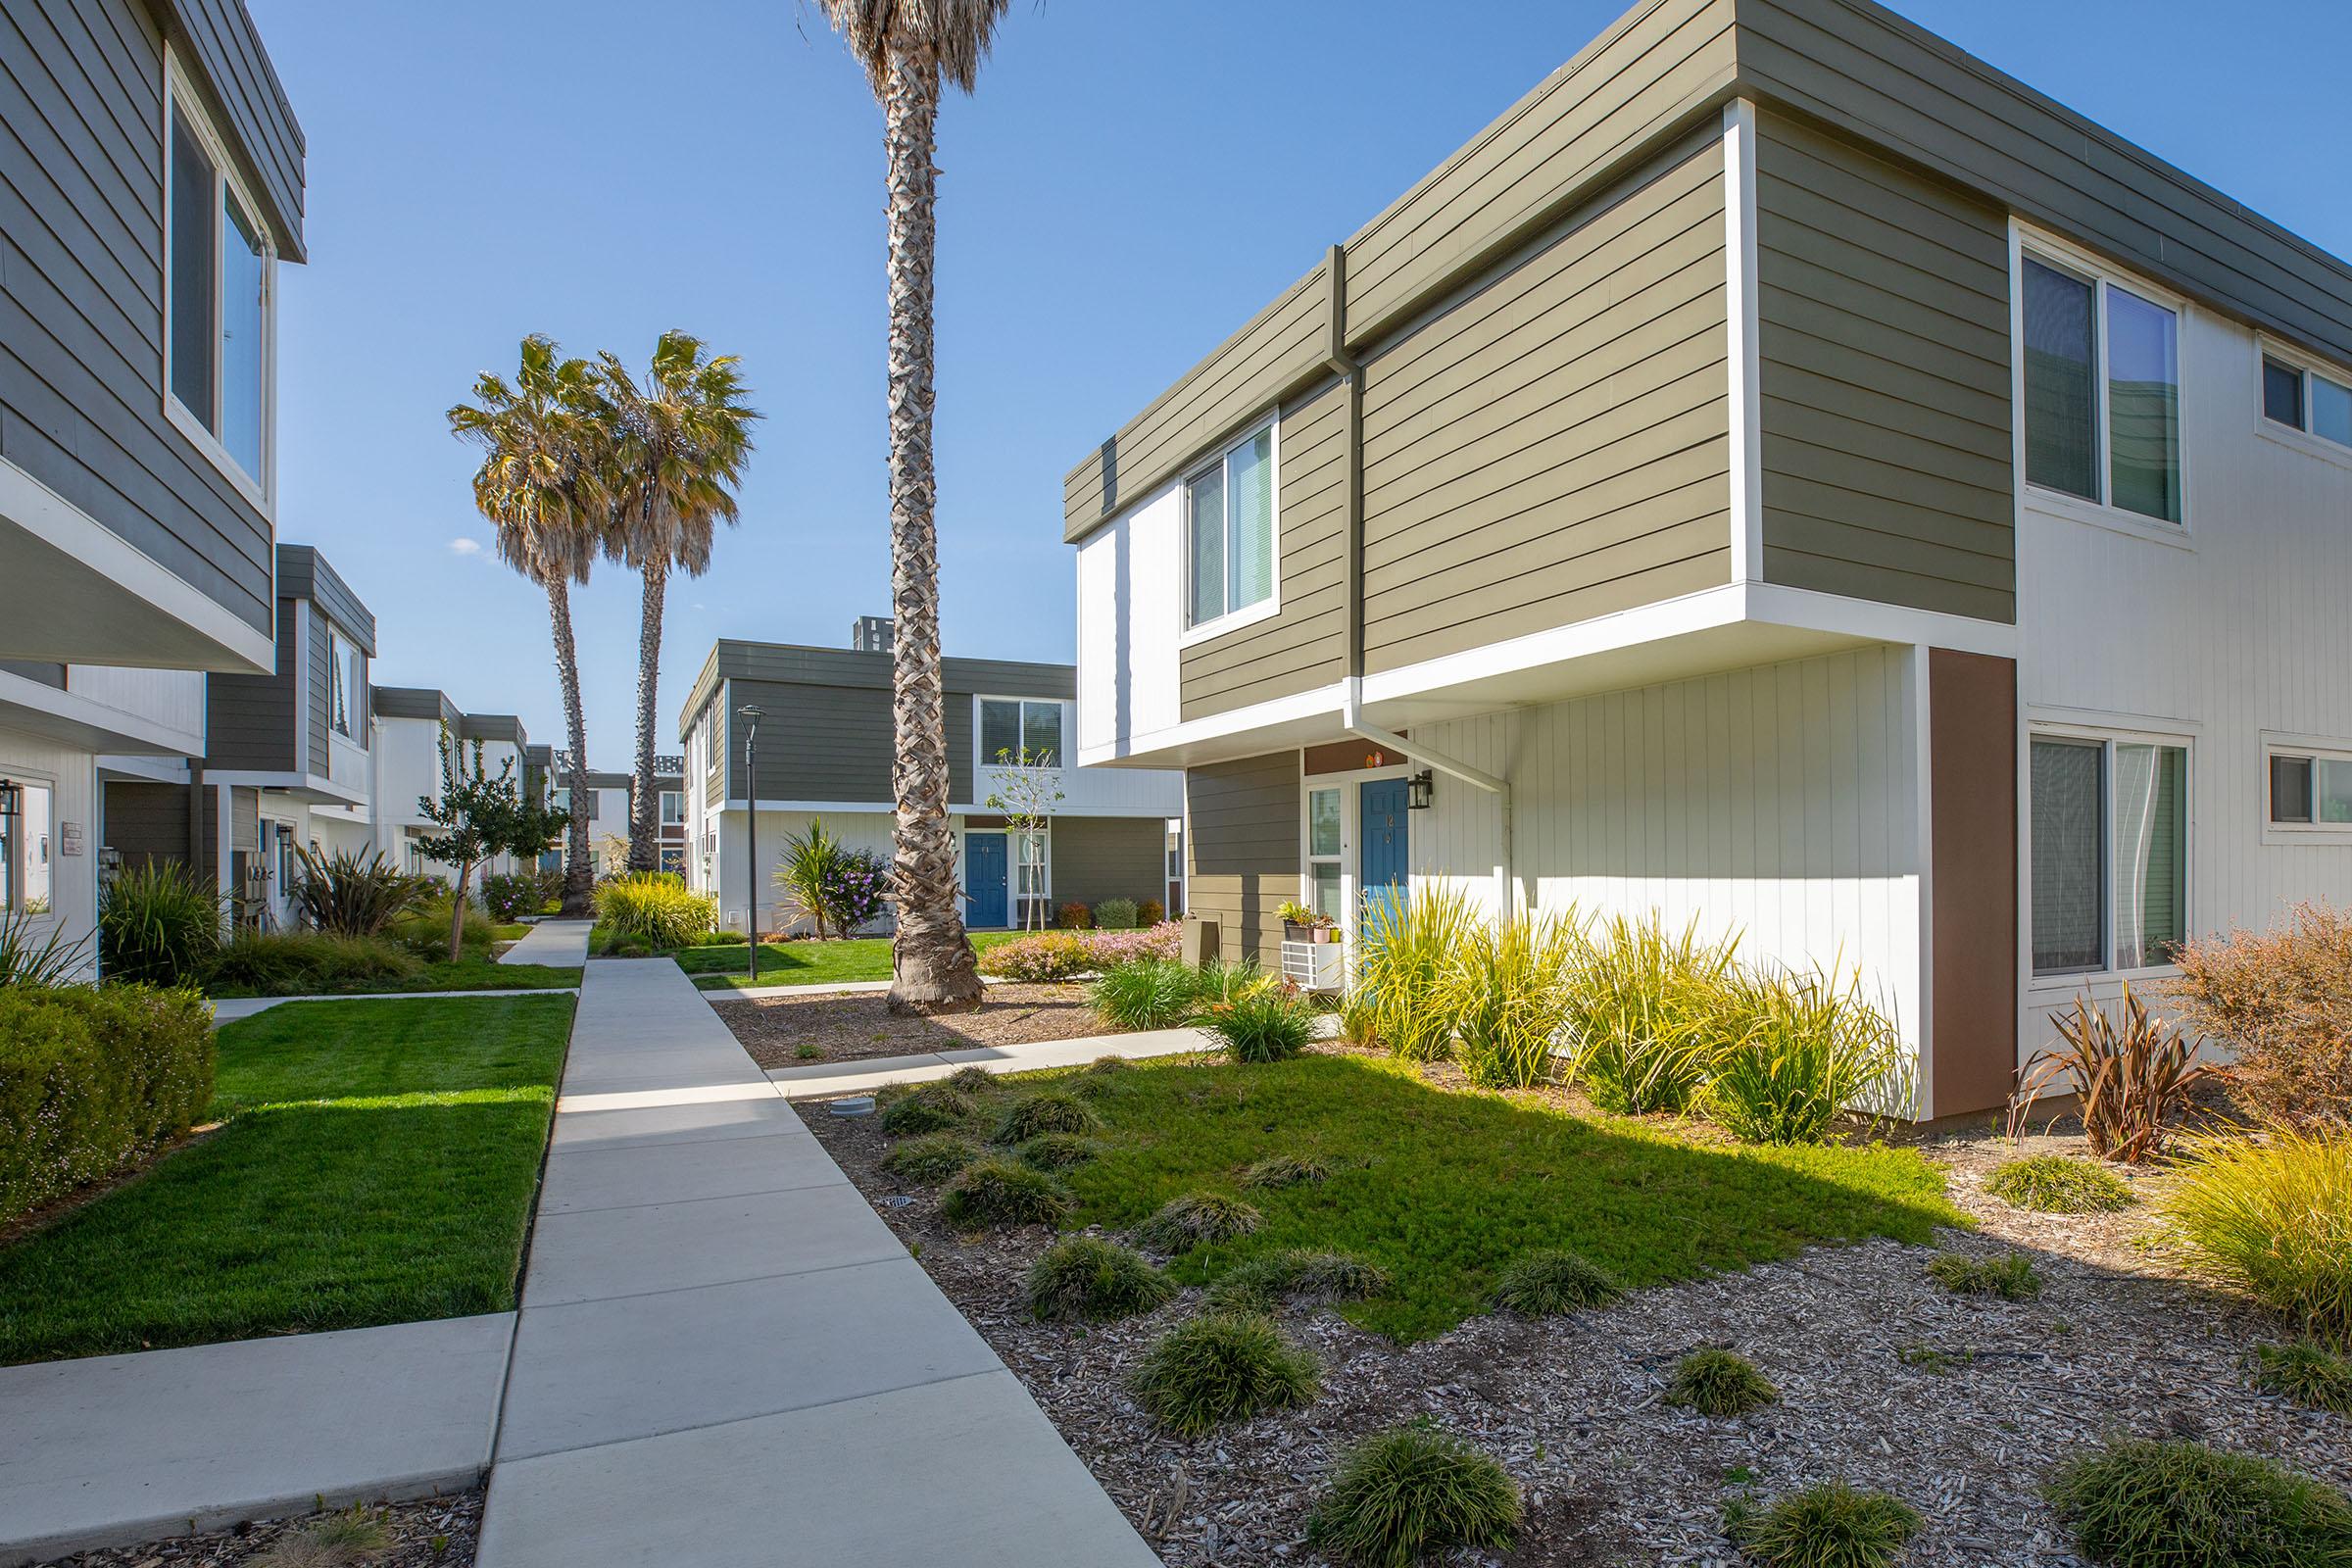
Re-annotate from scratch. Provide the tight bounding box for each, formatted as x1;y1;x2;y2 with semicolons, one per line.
980;920;1181;981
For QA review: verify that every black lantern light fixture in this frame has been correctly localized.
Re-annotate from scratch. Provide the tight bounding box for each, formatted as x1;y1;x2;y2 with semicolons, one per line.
0;778;19;822
1406;769;1436;810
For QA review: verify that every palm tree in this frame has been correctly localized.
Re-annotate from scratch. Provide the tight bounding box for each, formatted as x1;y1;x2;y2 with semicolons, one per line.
449;337;610;916
813;0;1013;1014
596;332;760;872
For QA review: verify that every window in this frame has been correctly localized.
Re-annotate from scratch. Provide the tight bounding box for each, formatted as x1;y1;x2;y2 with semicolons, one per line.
165;68;271;493
1305;786;1343;922
1014;830;1048;927
2022;254;2181;524
2030;734;2188;977
661;790;684;827
2266;745;2352;827
978;698;1062;766
1;781;55;914
1183;422;1276;631
2260;352;2352;450
325;625;361;739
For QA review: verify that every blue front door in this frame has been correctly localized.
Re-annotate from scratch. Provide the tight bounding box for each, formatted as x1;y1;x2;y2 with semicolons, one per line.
965;832;1008;929
1358;778;1410;933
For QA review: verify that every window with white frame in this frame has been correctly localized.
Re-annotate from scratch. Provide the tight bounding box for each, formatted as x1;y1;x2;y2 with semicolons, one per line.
1;780;55;914
2030;733;2189;978
2021;252;2182;524
1014;830;1048;926
2262;353;2352;450
166;63;271;495
325;624;361;739
978;697;1062;767
1183;421;1276;632
1304;785;1343;922
2266;745;2352;827
660;790;684;827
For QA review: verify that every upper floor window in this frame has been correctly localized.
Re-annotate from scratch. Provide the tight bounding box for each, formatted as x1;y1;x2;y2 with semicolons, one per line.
2262;353;2352;450
979;697;1061;767
325;624;361;739
1183;422;1276;633
166;63;271;501
660;790;684;826
2022;253;2181;525
2267;745;2352;827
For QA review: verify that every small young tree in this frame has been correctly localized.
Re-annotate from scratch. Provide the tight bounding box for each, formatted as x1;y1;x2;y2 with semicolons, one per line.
416;726;568;962
983;745;1063;932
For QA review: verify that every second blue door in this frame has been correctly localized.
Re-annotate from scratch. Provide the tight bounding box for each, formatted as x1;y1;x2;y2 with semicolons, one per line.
1359;778;1410;931
965;832;1008;929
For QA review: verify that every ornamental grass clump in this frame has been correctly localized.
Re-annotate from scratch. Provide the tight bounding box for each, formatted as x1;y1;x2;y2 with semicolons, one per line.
938;1157;1073;1230
993;1089;1101;1145
942;1064;999;1096
1203;984;1317;1063
1015;1131;1102;1171
1307;1423;1521;1568
1559;912;1740;1115
1024;1237;1174;1323
1138;1191;1261;1253
1129;1311;1319;1436
591;873;716;950
2251;1341;2352;1415
286;847;430;938
1985;1153;2135;1213
1705;965;1914;1143
2044;1437;2352;1568
880;1133;982;1184
1665;1348;1778;1417
1491;1248;1621;1315
2161;1125;2352;1345
1438;907;1582;1091
1725;1481;1921;1568
1926;1250;2042;1300
1242;1152;1329;1190
94;860;222;986
2010;984;2214;1162
877;1084;973;1136
1089;957;1201;1031
1353;887;1480;1062
1207;1249;1391;1312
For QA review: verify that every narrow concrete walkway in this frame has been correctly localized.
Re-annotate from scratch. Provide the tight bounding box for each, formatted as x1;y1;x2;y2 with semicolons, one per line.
764;1025;1215;1099
210;988;575;1023
0;1314;512;1566
500;917;594;966
475;959;1156;1568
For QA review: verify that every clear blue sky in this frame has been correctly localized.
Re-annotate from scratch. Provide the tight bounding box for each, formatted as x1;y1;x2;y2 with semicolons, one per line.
248;0;2352;764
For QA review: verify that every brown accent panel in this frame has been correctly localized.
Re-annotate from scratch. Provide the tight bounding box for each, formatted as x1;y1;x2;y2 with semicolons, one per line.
1304;739;1408;775
1185;752;1299;968
1929;648;2017;1116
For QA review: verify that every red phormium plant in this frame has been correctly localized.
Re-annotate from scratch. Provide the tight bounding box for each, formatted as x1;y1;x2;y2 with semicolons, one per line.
2009;984;2215;1162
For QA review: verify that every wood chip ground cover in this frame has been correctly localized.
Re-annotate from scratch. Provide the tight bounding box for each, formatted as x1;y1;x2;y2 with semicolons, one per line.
32;1491;480;1568
802;1053;2352;1567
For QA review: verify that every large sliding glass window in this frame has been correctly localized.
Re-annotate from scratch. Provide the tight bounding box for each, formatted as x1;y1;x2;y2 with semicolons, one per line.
0;781;55;915
2021;252;2180;525
2030;733;2189;978
165;69;272;495
1184;422;1276;632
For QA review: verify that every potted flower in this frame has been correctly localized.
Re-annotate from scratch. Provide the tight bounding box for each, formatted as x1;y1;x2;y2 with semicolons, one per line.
1278;900;1338;944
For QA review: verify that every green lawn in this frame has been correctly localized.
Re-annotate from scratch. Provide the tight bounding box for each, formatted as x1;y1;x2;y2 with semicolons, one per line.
684;932;1023;990
0;995;575;1364
205;956;581;999
1003;1053;1963;1342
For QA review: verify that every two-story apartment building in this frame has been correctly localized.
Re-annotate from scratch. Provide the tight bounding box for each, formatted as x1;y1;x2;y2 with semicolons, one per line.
372;689;537;887
2;0;304;965
1067;0;2352;1120
679;631;1184;935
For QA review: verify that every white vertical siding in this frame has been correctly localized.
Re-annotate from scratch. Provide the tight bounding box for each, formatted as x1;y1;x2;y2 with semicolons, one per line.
1075;485;1183;760
64;665;206;745
1406;645;1926;1049
713;808;897;935
2016;304;2352;1057
0;722;99;979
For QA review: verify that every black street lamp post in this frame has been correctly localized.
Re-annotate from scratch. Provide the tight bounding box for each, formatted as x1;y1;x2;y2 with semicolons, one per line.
739;705;763;982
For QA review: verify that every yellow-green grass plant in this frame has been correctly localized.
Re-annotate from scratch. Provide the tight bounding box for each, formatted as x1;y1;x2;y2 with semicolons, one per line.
1439;906;1583;1091
2045;1437;2352;1568
938;1157;1073;1230
1559;911;1740;1115
1926;1250;2042;1300
590;872;716;950
2251;1340;2352;1415
1137;1191;1261;1253
1307;1423;1521;1568
1984;1153;2135;1213
1352;886;1481;1062
1205;1248;1392;1312
1664;1348;1778;1417
1704;965;1915;1144
1725;1481;1921;1568
2162;1124;2352;1347
1129;1310;1319;1436
1024;1236;1173;1323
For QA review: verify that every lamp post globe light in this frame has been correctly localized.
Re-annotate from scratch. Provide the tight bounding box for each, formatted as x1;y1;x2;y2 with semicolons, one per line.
738;705;763;982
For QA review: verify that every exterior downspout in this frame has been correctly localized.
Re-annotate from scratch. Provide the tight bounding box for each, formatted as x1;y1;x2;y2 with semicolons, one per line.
1324;244;1515;915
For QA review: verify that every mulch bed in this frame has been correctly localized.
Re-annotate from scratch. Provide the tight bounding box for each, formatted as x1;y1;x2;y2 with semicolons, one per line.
800;1057;2351;1568
720;982;1127;1067
35;1491;480;1568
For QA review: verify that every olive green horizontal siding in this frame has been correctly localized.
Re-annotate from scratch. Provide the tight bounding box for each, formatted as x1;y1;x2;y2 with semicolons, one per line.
1177;378;1350;721
1358;134;1731;672
1185;752;1298;969
1342;0;1737;341
1755;111;2015;622
1062;265;1332;542
1738;0;2352;368
1050;815;1167;913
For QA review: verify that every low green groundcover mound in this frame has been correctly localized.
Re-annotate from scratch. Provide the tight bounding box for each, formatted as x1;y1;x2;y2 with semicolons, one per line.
1726;1481;1921;1568
993;1089;1100;1145
880;1133;982;1184
1985;1154;2134;1213
2251;1341;2352;1416
1138;1191;1261;1253
1207;1249;1390;1312
1926;1250;2042;1300
1307;1423;1521;1568
2045;1437;2352;1568
1129;1311;1319;1436
1492;1248;1621;1315
1024;1236;1173;1323
1665;1348;1777;1417
939;1157;1072;1230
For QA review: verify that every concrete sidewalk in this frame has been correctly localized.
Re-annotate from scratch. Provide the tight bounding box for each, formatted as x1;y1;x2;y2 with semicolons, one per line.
500;917;593;966
0;1315;512;1565
475;958;1156;1567
764;1025;1214;1099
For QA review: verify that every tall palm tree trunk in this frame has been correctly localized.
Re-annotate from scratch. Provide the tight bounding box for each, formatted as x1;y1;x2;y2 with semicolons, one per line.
547;576;595;916
628;558;666;873
883;42;980;1013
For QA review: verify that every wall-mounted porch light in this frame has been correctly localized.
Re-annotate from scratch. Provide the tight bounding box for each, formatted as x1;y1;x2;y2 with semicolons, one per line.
0;779;19;823
1406;769;1435;810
